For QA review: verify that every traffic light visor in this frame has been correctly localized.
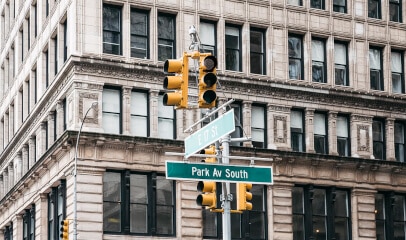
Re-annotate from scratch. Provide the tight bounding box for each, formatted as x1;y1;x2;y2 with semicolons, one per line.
164;59;183;73
164;76;183;89
163;92;182;106
196;193;216;206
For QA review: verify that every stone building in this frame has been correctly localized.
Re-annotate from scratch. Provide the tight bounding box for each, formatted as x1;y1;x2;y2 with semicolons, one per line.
0;0;406;239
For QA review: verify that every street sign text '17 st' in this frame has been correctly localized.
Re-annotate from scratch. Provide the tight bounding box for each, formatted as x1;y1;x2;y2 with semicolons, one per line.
184;109;235;159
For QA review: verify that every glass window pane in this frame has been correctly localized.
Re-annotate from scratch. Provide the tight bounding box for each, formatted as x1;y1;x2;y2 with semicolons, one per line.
373;121;383;141
130;204;147;233
289;59;302;79
131;91;148;115
158;15;174;40
395;123;405;143
335;190;348;217
158;96;174;118
159;118;174;139
393;195;405;221
103;113;120;134
103;6;120;32
391;52;402;73
130;174;147;204
293;215;305;240
370;48;381;70
103;202;121;232
131;10;147;35
312;189;326;215
291;111;303;129
337;116;348;137
103;89;120;113
312;40;324;61
251;185;265;211
394;221;406;239
157;177;173;205
334;217;349;240
335;43;346;65
289;37;301;58
103;172;121;202
314;113;326;135
156;206;174;235
393;73;403;93
250;30;263;53
252;106;265;128
292;187;304;214
249;211;266;238
251;52;263;74
288;0;302;5
203;211;218;237
131;116;147;137
200;22;215;46
252;129;264;142
312;216;327;239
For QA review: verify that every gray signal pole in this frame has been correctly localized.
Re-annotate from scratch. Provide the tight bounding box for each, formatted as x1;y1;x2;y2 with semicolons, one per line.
220;134;231;240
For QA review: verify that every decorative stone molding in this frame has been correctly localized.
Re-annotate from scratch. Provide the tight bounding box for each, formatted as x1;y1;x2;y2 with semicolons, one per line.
79;92;99;124
274;115;287;143
268;104;291;113
357;125;370;151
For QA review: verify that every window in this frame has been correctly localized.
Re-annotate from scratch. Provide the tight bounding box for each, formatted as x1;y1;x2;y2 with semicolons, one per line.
288;34;303;80
103;4;122;55
250;28;266;75
337;115;350;157
53;35;58;74
48;180;66;240
4;223;13;240
44;50;49;87
389;0;402;22
287;0;303;6
376;192;406;239
370;47;383;90
225;25;241;71
312;39;326;83
293;186;351;240
395;121;405;162
373;119;385;160
158;13;175;61
23;205;35;240
199;20;216;55
131;90;148;137
158;94;175;139
230;103;243;146
314;112;327;154
333;0;346;13
391;51;404;93
203;184;267;239
368;0;381;19
291;109;305;152
335;42;348;86
103;171;176;236
311;0;325;9
102;87;121;134
251;105;266;148
63;20;67;62
131;8;149;59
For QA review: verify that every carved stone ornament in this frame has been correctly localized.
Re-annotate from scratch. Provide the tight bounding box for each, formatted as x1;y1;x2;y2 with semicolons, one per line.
79;93;99;124
357;125;370;151
274;115;287;143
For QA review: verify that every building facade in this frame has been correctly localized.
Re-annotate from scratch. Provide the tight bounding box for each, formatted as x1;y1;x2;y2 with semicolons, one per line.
1;0;406;239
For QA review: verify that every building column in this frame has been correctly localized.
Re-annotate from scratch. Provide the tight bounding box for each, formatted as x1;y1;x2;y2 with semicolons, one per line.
242;101;252;147
22;144;29;174
386;118;395;161
3;169;8;195
8;162;13;190
305;108;315;153
15;152;22;182
29;136;36;168
149;90;159;138
14;215;23;240
269;182;294;240
37;122;47;158
35;193;49;239
47;112;55;147
122;86;131;135
351;188;377;239
328;111;338;155
0;174;3;199
56;100;65;139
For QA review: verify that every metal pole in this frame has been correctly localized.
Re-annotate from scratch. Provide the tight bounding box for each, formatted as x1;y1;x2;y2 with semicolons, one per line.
73;102;97;240
221;134;231;240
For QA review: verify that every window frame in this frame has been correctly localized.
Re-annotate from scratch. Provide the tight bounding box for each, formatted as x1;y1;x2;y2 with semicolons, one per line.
157;12;176;61
130;8;149;59
310;0;325;9
376;192;406;240
333;0;347;13
389;0;402;22
312;38;327;83
391;50;404;94
23;204;36;240
334;41;349;86
47;180;66;240
337;115;350;157
130;89;149;137
369;46;384;91
230;102;243;146
372;118;386;160
288;34;304;80
103;4;122;55
199;19;217;56
102;86;122;134
225;24;242;72
103;170;176;237
250;27;266;75
394;121;406;162
314;112;328;154
291;109;305;152
251;104;267;148
368;0;381;19
158;93;176;139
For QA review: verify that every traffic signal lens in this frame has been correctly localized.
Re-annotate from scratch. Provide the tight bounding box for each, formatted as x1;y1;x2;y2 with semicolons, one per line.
202;90;217;104
202;72;217;87
203;56;217;71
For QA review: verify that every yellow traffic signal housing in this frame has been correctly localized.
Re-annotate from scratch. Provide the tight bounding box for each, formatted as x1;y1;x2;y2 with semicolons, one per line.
163;53;189;109
200;145;216;163
198;55;217;108
60;219;69;240
237;183;253;211
196;181;217;209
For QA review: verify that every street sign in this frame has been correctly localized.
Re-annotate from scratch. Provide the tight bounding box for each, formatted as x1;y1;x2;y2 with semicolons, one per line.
184;109;235;159
165;161;273;185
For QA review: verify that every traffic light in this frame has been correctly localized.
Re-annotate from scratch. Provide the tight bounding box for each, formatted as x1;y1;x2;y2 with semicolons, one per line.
60;219;69;240
237;183;253;211
200;145;216;163
196;181;217;209
198;55;217;108
163;53;189;109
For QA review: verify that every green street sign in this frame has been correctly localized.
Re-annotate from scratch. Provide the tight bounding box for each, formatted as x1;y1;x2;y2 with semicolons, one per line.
184;109;235;159
165;161;273;185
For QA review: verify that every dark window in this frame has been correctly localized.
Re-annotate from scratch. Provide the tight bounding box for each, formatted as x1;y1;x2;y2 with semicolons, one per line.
225;24;242;71
251;105;267;148
199;20;217;55
312;39;326;83
314;112;327;154
373;119;385;160
291;109;305;152
250;28;266;75
131;9;149;59
33;69;37;103
34;3;37;37
158;13;175;61
23;205;36;240
370;47;384;90
45;50;49;88
203;184;267;239
4;223;13;240
337;115;350;157
53;110;57;141
287;0;303;6
63;20;67;62
376;192;406;240
102;87;121;134
293;186;351;240
103;4;122;55
389;0;402;22
230;103;243;146
395;121;405;162
131;90;149;137
368;0;381;19
63;98;67;131
53;35;57;74
333;0;347;13
311;0;325;9
46;0;49;17
103;171;176;236
288;34;303;80
48;180;66;240
335;42;348;86
391;51;404;94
